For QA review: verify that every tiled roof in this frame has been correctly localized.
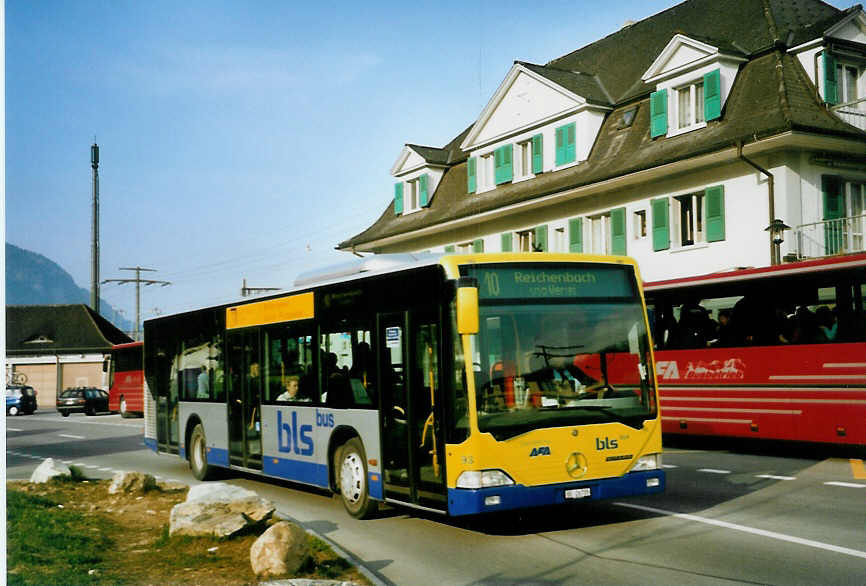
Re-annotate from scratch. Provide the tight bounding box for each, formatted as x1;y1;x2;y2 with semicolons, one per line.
339;0;863;251
517;62;613;106
6;304;132;355
405;144;450;166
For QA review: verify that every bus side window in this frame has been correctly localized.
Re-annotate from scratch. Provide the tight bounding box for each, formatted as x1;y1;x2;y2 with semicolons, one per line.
265;325;316;403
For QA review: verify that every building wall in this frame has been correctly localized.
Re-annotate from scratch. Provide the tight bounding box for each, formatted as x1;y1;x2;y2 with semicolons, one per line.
8;353;108;408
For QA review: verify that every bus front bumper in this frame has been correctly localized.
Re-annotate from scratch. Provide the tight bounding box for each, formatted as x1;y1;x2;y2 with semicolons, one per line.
447;469;665;516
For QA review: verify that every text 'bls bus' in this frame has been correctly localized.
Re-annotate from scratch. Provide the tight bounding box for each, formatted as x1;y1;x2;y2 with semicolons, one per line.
143;253;664;518
645;252;866;447
108;341;144;418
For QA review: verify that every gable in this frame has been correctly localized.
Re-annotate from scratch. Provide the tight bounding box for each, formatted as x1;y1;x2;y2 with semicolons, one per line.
826;12;866;45
392;147;429;176
643;35;720;82
464;67;583;150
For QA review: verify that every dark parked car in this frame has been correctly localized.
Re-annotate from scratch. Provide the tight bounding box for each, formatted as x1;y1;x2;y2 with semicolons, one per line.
56;387;110;417
6;385;38;415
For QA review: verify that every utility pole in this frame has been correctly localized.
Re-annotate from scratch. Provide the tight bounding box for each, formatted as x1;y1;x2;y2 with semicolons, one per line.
91;143;100;313
241;278;280;297
103;267;171;340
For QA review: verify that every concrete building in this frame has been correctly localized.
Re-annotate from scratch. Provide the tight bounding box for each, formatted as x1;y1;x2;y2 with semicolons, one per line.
6;305;132;408
339;0;866;283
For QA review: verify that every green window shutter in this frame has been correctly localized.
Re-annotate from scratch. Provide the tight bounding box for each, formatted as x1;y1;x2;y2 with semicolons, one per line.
822;175;844;255
650;89;668;138
494;144;513;184
705;185;726;242
419;174;429;207
534;225;548;252
444;245;456;253
555;123;576;165
467;157;477;193
704;69;721;121
823;52;838;105
651;197;670;251
501;233;513;252
472;238;484;253
555;126;565;166
611;207;627;255
531;134;543;174
568;218;583;252
394;182;404;215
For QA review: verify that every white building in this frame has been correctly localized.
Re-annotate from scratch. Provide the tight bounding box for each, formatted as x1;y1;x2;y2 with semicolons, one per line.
339;0;866;282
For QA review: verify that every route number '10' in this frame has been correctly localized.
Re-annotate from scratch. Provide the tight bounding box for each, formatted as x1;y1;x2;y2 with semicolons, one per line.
484;272;500;296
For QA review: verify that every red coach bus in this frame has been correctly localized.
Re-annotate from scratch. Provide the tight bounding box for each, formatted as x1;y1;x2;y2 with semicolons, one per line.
108;341;144;418
644;253;866;447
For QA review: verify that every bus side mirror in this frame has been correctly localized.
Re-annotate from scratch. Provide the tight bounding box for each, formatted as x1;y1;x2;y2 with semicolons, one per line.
456;277;479;335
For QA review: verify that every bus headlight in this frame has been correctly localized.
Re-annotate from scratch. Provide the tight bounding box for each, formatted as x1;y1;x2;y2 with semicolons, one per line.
629;453;662;472
456;469;515;489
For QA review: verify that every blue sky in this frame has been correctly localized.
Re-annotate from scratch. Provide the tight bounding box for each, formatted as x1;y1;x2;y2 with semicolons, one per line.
6;0;849;327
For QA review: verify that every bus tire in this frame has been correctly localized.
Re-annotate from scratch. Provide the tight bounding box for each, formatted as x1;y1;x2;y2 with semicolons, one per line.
120;397;132;419
336;437;378;519
189;423;215;481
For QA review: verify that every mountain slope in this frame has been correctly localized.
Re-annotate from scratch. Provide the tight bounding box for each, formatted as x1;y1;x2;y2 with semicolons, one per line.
5;242;132;332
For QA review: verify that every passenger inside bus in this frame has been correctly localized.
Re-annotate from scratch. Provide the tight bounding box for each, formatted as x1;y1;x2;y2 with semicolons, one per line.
276;375;308;402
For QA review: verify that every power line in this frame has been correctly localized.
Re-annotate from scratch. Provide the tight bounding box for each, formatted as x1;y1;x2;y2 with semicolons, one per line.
102;266;171;340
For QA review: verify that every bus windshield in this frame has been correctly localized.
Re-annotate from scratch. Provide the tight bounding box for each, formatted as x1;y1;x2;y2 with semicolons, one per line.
463;264;656;440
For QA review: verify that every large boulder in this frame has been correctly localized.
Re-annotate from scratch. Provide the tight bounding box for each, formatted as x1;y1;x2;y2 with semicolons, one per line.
30;458;72;483
250;521;310;577
108;471;157;494
169;482;275;538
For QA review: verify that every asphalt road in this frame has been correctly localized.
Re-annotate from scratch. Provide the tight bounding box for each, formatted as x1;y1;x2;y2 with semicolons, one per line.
6;410;866;585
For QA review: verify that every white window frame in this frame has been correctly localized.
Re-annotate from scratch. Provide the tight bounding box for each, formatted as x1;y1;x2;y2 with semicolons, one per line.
633;210;647;240
553;226;566;252
673;192;705;247
514;139;533;180
674;80;706;132
845;181;866;251
478;153;495;192
516;230;534;252
588;213;611;255
836;60;864;105
457;241;474;254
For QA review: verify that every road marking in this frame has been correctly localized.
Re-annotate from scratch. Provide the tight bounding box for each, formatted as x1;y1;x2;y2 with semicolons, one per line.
98;467;113;472
662;464;678;469
756;474;796;481
58;434;85;440
83;464;99;469
7;427;23;432
825;481;866;489
851;459;866;480
615;502;866;560
698;468;731;474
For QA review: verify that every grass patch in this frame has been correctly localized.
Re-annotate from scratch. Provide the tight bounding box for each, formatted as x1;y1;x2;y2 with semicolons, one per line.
7;480;370;585
6;489;118;585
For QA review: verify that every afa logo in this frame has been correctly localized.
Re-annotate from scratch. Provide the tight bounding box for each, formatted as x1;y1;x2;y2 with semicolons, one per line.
595;437;619;450
277;411;314;456
529;446;551;457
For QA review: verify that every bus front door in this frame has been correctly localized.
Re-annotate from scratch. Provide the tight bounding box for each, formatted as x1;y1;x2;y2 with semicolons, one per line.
227;331;263;470
379;311;446;511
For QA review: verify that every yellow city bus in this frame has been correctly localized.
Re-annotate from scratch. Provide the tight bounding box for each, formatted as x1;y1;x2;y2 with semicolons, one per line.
143;253;664;518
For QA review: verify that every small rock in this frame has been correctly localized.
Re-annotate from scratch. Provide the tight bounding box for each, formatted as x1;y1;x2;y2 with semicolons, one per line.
30;458;72;483
169;482;275;538
108;471;157;494
250;521;310;578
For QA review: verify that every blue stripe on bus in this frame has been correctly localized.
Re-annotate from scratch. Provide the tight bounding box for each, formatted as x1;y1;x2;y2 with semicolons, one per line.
206;447;230;467
263;456;329;488
447;470;665;516
368;472;383;500
144;437;158;452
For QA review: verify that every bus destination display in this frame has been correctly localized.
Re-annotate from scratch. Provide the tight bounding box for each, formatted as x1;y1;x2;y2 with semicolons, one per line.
466;265;635;300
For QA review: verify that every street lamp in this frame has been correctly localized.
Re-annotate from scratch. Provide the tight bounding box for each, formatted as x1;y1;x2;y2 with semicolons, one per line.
764;219;790;265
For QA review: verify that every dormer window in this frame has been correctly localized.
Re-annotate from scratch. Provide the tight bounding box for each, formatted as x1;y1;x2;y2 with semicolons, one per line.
643;35;740;138
393;174;430;215
676;80;705;130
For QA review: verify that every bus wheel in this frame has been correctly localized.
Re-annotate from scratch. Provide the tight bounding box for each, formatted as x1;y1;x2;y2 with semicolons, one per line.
189;424;214;481
120;397;132;419
336;437;378;519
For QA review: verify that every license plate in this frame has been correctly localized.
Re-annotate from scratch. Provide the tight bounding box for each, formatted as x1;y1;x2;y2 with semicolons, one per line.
565;488;591;499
